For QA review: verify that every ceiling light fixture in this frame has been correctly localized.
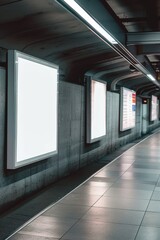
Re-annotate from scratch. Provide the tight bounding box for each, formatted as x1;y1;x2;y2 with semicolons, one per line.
57;0;160;87
147;74;156;81
62;0;118;44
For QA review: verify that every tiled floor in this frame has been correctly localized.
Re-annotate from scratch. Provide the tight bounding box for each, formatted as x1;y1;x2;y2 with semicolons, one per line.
4;130;160;240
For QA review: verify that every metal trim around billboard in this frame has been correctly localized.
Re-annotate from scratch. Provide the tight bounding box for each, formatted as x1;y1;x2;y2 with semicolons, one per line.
7;50;58;169
86;78;107;143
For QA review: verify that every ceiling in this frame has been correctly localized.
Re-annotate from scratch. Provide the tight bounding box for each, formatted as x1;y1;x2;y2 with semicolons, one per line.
0;0;159;97
105;0;160;95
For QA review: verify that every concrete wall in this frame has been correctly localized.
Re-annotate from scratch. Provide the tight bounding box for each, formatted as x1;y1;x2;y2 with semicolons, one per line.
0;68;160;212
142;102;160;134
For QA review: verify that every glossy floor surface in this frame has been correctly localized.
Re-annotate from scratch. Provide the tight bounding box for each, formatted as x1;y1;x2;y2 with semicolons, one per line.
5;130;160;240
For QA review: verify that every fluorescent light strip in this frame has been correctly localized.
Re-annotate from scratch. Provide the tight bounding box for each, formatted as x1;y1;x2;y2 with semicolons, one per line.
63;0;118;44
147;74;156;81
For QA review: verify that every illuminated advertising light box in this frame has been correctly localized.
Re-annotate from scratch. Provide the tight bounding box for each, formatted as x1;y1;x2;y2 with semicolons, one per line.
7;50;58;169
150;95;158;121
120;87;136;131
86;78;107;143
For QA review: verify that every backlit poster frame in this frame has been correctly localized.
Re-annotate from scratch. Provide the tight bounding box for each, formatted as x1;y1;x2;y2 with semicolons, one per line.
7;50;58;169
120;87;136;131
86;77;107;143
150;95;158;121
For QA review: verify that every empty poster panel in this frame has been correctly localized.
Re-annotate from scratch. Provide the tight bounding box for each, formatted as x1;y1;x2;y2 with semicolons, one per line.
7;50;58;169
86;78;107;143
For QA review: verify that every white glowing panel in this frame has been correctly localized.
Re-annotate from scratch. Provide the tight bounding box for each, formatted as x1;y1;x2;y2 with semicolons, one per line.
150;95;158;121
63;0;117;44
87;79;106;143
7;50;58;169
120;87;136;131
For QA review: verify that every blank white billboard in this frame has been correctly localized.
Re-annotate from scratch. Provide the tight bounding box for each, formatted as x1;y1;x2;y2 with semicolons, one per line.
86;78;107;143
7;50;58;169
120;87;136;131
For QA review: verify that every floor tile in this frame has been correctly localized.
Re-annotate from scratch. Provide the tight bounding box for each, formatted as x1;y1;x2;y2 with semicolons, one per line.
112;180;156;191
135;226;160;240
95;170;123;178
104;188;153;200
120;171;159;182
60;193;101;206
127;167;160;175
104;163;132;172
132;163;160;170
42;204;90;219
116;157;135;164
17;216;76;239
83;180;113;187
61;220;138;240
94;196;149;211
32;216;76;225
88;176;115;183
147;201;160;212
154;186;160;191
151;191;160;201
142;212;160;227
82;207;144;225
9;233;58;240
73;185;108;195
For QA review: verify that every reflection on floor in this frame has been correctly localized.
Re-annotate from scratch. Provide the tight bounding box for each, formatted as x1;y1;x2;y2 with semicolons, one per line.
3;130;160;240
